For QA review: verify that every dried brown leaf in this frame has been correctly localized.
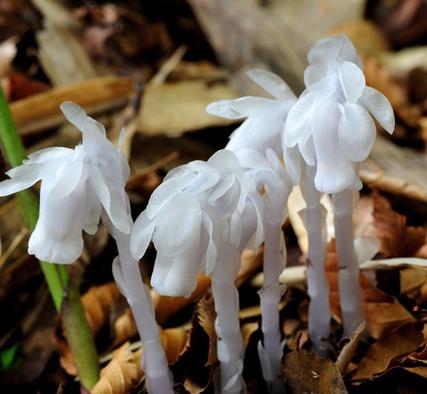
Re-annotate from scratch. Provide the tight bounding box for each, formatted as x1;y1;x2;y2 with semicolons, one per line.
92;343;142;394
82;283;122;335
373;192;426;258
282;350;347;394
352;324;423;381
137;79;238;137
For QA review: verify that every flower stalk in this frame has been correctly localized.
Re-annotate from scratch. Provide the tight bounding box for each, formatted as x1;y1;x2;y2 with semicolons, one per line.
333;190;364;337
300;165;330;352
0;88;99;389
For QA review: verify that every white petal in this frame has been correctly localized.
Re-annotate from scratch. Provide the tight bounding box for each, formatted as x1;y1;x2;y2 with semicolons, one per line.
27;147;73;163
83;199;102;235
226;117;283;156
247;69;296;100
304;63;328;88
89;166;131;233
130;211;155;259
153;198;202;257
0;164;42;196
338;102;376;161
207;149;241;171
283;146;301;185
146;172;195;220
336;33;363;70
298;135;316;166
248;193;265;248
359;86;395;134
230;96;289;118
50;156;85;199
234;148;271;170
312;99;357;193
283;92;317;147
206;100;243;119
307;36;342;65
201;211;218;275
338;61;365;103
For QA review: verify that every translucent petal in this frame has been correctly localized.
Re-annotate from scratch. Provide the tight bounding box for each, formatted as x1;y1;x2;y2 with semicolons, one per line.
83;199;102;235
304;63;328;88
336;33;363;69
283;145;301;185
153;198;202;257
27;147;74;163
157;240;201;297
50;156;85;199
89;166;131;233
146;173;195;219
234;148;271;170
298;135;316;166
130;211;155;259
283;92;317;147
207;149;241;171
206;100;243;119
226;117;283;156
313;99;357;193
307;36;342;65
0;163;42;196
248;193;265;248
230;96;289;118
150;254;174;294
338;102;376;161
338;61;365;103
359;86;395;134
201;211;218;275
247;69;296;100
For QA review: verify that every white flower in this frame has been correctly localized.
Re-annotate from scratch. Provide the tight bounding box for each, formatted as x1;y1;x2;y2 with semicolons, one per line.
0;102;132;263
283;34;395;194
131;149;243;297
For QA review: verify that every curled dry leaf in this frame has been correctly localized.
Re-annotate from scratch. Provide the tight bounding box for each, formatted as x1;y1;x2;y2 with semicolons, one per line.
93;327;190;394
282;350;347;394
92;342;143;394
337;322;366;374
372;192;426;258
82;282;122;335
351;323;424;381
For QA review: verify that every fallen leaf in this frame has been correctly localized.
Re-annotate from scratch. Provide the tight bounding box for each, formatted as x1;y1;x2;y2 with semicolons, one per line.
282;350;347;394
92;342;142;394
372;192;426;258
137;79;238;137
352;323;423;380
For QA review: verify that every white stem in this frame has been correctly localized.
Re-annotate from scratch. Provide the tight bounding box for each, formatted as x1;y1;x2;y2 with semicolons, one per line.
212;244;246;394
333;190;365;337
112;228;174;394
258;222;285;394
301;166;330;352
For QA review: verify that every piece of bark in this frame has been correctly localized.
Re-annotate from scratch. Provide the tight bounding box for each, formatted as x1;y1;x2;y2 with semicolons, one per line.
9;77;133;135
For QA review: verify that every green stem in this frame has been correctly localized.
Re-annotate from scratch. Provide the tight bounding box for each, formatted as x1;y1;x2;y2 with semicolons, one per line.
0;88;99;388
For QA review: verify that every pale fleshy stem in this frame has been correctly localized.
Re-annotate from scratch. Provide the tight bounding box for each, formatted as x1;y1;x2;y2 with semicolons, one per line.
301;165;330;353
212;243;246;394
111;227;174;394
333;190;365;337
258;221;285;394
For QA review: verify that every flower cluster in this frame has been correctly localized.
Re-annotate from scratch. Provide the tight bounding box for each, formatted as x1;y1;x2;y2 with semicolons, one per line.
0;102;132;263
283;34;394;193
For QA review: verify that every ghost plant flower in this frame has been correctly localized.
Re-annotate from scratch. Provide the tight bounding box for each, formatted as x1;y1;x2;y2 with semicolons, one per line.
232;148;291;393
0;103;173;394
208;68;330;367
284;34;395;336
131;149;248;394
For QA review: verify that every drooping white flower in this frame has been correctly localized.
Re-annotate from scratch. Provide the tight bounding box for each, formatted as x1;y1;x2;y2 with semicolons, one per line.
207;69;303;185
283;34;395;194
0;102;132;263
130;149;244;297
